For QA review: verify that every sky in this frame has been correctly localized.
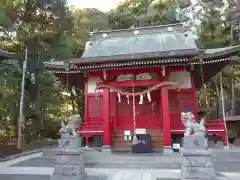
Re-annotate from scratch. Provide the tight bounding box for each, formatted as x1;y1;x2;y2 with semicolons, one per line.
67;0;121;11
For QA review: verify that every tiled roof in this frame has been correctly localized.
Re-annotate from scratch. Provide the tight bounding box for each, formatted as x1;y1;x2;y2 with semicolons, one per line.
71;23;198;64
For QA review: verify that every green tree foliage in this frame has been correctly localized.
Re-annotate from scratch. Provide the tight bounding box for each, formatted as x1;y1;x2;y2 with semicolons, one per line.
71;8;111;56
108;0;179;29
196;3;230;49
0;0;75;143
195;1;240;115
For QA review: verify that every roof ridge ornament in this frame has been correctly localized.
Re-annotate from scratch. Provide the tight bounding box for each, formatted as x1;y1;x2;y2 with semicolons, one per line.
85;41;92;50
134;30;139;35
102;33;107;38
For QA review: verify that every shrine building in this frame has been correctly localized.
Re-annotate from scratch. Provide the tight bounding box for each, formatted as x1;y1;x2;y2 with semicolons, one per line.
45;23;240;152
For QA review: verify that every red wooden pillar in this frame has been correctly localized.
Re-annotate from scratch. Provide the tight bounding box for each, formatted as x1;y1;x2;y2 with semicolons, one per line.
161;86;171;147
111;92;117;136
86;136;89;146
84;77;88;124
222;132;229;149
103;88;111;147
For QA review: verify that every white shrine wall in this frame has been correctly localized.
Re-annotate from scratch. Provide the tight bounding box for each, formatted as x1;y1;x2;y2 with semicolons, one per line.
87;70;192;93
87;76;115;93
168;71;192;89
87;76;103;93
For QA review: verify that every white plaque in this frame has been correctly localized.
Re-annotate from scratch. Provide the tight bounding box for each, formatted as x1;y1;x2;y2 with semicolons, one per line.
124;130;131;136
136;129;146;134
172;143;180;149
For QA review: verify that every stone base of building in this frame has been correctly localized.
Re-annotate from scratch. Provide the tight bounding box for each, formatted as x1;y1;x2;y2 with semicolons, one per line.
223;145;230;150
101;146;112;155
163;146;173;154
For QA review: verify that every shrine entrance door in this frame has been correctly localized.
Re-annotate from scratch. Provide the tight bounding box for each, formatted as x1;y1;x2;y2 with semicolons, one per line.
114;88;161;131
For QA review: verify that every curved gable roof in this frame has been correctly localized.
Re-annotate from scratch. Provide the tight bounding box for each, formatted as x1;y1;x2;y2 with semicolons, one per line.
71;23;198;64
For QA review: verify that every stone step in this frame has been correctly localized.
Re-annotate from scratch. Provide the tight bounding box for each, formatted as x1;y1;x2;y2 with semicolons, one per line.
85;161;182;169
42;149;57;157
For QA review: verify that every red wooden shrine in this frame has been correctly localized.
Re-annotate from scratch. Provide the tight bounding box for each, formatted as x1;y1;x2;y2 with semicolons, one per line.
44;23;240;151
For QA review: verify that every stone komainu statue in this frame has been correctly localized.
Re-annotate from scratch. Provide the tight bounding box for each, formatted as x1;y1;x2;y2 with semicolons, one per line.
60;114;81;136
181;112;206;136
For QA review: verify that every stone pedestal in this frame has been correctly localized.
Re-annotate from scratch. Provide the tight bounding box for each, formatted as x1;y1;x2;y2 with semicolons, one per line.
51;130;86;180
180;135;216;180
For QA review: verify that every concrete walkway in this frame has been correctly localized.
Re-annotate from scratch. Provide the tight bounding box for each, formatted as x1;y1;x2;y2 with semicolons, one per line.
0;151;240;180
0;165;240;180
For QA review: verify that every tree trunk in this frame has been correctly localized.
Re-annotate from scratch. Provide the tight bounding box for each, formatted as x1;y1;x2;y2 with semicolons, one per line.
70;90;76;113
216;84;221;116
220;72;226;118
35;84;41;140
231;77;235;116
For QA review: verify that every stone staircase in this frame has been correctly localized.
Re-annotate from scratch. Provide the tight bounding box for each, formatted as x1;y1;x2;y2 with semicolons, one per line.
111;130;164;152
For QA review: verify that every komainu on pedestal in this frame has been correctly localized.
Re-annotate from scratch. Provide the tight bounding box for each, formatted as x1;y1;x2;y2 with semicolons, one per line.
51;115;86;180
180;112;216;180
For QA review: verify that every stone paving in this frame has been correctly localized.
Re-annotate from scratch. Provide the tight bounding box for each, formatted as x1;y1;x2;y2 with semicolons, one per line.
0;151;240;180
15;149;240;172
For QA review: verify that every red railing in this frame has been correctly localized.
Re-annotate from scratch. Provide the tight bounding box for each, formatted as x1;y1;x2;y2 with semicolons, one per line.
206;119;226;135
78;93;104;136
170;116;226;136
78;120;104;136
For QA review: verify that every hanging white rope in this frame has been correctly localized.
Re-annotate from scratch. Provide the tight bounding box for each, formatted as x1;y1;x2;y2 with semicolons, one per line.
147;91;151;102
126;95;130;104
96;81;179;96
139;94;143;104
132;85;138;145
117;92;121;103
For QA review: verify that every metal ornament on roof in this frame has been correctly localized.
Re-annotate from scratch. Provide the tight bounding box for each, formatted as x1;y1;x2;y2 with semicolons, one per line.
134;30;139;35
168;27;173;32
102;33;107;38
85;41;92;50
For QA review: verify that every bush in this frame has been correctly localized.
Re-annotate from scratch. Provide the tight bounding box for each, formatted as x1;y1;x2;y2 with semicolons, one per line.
41;119;61;139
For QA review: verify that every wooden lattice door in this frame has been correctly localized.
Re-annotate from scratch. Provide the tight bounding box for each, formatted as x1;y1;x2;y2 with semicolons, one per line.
115;88;161;131
115;95;133;130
